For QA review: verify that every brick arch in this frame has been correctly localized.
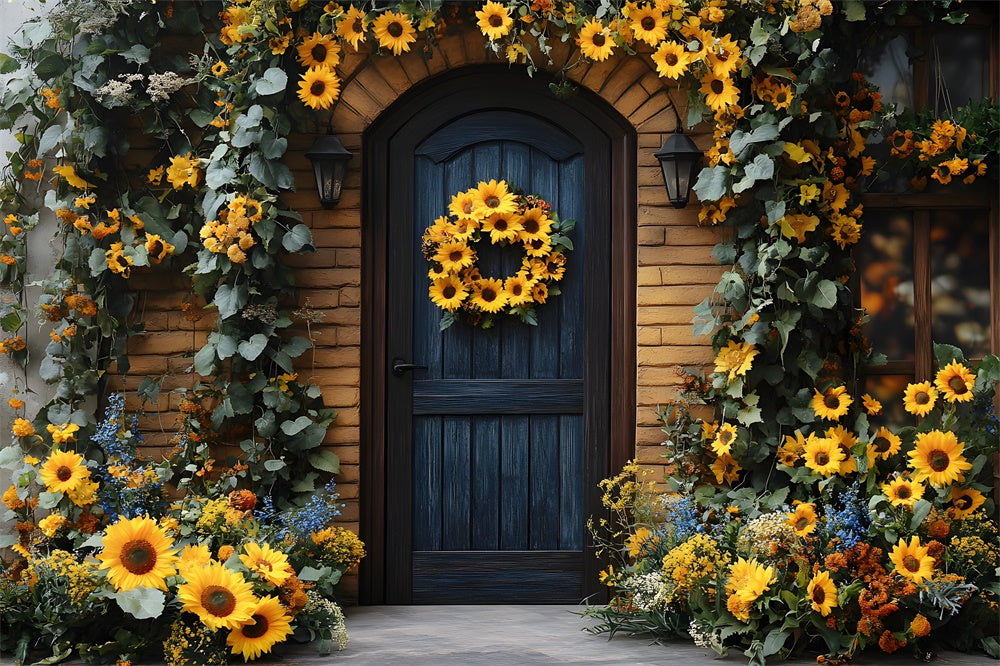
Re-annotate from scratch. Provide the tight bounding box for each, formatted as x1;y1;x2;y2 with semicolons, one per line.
329;29;683;135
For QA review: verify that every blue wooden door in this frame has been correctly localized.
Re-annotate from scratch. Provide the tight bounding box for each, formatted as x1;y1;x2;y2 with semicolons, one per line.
381;75;613;604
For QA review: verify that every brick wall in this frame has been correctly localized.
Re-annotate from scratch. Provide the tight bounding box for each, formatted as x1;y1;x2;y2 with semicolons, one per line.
123;28;724;600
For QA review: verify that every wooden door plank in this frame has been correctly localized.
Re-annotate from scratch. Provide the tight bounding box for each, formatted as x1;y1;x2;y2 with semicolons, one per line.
559;415;584;550
471;415;500;550
412;416;443;550
500;415;529;550
414;157;444;380
412;551;583;603
413;378;583;414
529;415;560;550
442;151;474;381
442;416;472;550
558;156;586;379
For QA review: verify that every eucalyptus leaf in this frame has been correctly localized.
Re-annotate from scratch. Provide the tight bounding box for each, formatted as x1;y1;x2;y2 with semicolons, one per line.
309;449;340;474
253;67;288;96
114;587;165;620
238;334;269;361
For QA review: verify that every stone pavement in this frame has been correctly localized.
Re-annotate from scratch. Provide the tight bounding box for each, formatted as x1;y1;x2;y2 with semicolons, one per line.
278;605;997;666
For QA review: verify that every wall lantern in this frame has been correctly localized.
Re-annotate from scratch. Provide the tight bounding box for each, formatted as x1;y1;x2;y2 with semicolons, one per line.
654;127;703;209
306;134;353;208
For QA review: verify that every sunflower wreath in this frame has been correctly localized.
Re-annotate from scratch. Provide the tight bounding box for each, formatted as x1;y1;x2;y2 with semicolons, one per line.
422;179;574;330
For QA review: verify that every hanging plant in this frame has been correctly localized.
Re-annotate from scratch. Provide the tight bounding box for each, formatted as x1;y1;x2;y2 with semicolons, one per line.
422;179;573;330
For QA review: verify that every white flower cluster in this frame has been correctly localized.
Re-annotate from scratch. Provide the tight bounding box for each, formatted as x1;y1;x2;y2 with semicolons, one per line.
95;74;143;105
146;72;192;103
624;572;666;613
303;590;349;652
736;510;797;561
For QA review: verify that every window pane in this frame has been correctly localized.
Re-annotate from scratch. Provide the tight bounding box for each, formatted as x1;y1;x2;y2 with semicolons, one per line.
931;26;990;110
861;33;915;112
859;211;916;361
865;374;913;429
930;212;992;358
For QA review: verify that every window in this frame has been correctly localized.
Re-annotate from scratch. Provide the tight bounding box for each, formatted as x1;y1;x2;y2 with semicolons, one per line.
856;7;998;423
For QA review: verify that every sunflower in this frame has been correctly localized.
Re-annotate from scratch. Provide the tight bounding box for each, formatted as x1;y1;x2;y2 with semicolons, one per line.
908;429;971;487
470;278;508;313
629;3;668;46
372;11;416;56
787;503;817;537
861;393;882;415
517;207;553;242
807;570;838;616
777;431;805;466
449;189;478;219
434;241;476;273
297;32;341;68
578;19;615;62
472;179;518;218
177;561;256;630
542;252;567;281
700;73;740;111
948;486;986;519
881;476;924;508
810;385;852;421
711;453;741;485
726;556;775;602
482;212;523;243
448;218;478;241
870;426;901;460
227;595;294;661
889;536;935;584
504;273;533;306
476;1;513;41
211;61;229;77
824;425;858;476
240;543;292;587
903;382;937;416
96;515;179;591
337;5;368;49
530;282;548;304
524;235;552;257
39;450;90;494
178;543;212;576
705;33;741;78
802;435;844;477
651;41;690;79
297;66;341;110
713;340;759;383
711;423;737;457
429;275;468;311
934;360;975;403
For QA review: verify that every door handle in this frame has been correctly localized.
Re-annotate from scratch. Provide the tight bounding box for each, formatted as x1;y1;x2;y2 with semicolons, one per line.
391;358;427;376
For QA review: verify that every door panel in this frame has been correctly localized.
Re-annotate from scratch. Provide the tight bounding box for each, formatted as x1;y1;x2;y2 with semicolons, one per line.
369;68;628;605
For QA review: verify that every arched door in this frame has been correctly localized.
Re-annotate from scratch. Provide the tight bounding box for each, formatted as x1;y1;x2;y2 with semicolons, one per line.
362;67;635;604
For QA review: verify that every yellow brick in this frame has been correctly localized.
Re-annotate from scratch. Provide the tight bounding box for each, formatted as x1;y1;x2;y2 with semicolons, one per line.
636;267;662;286
637;226;665;246
636;326;662;346
636;305;699;326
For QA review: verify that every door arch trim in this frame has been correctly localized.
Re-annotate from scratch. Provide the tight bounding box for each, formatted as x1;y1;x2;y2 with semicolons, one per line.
360;65;636;604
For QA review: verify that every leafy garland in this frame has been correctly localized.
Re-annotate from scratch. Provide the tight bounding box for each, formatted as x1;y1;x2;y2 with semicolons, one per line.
0;0;993;500
422;180;573;330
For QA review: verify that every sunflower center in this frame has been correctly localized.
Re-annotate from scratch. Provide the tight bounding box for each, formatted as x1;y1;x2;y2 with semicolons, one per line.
481;287;497;302
522;218;539;234
242;613;270;639
902;555;920;572
442;286;456;299
873;436;891;453
954;495;971;510
717;49;731;62
915;391;930;405
929;449;950;472
641;16;656;30
815;452;829;465
776;91;787;103
121;540;157;575
547;261;559;273
811;586;825;604
449;250;464;262
592;33;606;47
388;21;403;38
719;431;733;444
201;585;238;617
489;14;503;27
896;485;911;499
948;376;968;394
56;465;73;482
711;79;725;95
664;52;678;66
824;394;840;409
795;516;809;531
511;284;523;296
353;18;363;33
149;240;163;256
311;43;328;62
486;196;500;208
493;218;508;231
530;239;545;250
462;202;474;214
311;81;326;96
